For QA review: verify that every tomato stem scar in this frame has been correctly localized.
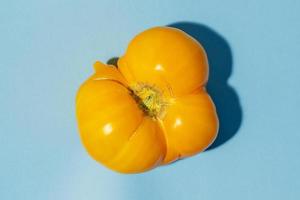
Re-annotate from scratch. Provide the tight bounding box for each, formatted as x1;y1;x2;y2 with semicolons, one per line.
129;83;167;119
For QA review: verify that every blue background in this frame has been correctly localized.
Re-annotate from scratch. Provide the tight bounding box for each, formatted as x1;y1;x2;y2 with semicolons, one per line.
1;0;300;199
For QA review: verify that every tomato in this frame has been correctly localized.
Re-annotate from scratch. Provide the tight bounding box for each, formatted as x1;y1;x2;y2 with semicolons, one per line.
76;27;219;173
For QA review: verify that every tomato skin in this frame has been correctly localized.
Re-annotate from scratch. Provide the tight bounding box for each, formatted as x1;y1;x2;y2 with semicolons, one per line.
76;27;219;173
161;89;218;164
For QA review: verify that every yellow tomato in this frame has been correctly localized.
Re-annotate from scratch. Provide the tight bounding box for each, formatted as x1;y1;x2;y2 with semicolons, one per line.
76;27;219;173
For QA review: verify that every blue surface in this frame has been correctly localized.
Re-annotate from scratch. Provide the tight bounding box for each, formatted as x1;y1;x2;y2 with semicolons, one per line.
1;0;300;199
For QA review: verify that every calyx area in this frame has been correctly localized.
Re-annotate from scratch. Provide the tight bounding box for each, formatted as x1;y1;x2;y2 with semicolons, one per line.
130;83;167;119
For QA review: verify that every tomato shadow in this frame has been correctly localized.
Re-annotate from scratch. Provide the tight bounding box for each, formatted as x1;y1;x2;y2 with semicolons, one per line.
168;22;242;150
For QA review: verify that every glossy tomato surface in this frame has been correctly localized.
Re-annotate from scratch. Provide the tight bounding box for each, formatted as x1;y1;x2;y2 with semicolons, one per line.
76;27;219;173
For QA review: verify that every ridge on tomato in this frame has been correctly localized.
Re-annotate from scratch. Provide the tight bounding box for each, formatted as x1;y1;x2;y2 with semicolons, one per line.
76;26;219;173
